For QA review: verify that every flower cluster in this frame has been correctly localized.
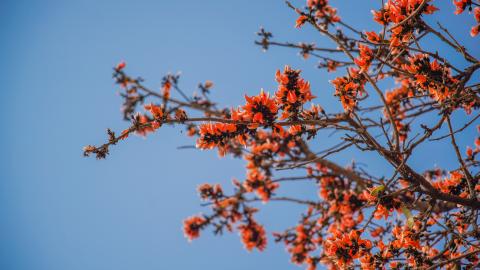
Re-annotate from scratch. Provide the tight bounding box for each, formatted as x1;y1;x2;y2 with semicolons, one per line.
391;225;436;268
195;122;249;156
185;181;269;251
306;0;340;25
275;65;315;120
373;0;438;25
453;0;473;15
295;15;308;28
183;215;208;241
365;31;382;44
432;171;473;198
318;176;365;229
331;68;366;112
273;208;322;270
323;228;372;268
243;168;279;202
372;0;439;25
244;90;278;125
403;54;458;104
194;67;321;156
354;44;374;73
197;183;224;201
238;219;268;251
373;0;438;48
131;113;156;137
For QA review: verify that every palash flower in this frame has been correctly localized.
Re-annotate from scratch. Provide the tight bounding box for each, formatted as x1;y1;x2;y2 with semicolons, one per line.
275;66;314;104
471;8;480;37
402;54;458;103
135;114;156;136
275;65;315;119
354;44;374;72
295;15;308;28
186;125;197;137
365;31;381;43
144;103;163;119
288;125;303;135
243;168;279;202
323;229;372;267
326;60;340;72
307;0;340;22
287;224;317;265
432;171;469;197
197;183;223;201
195;122;238;150
373;0;438;25
391;225;421;250
183;215;207;241
238;220;267;251
115;61;126;71
373;0;438;49
331;68;366;112
472;25;480;37
161;79;171;100
243;89;278;124
453;0;472;15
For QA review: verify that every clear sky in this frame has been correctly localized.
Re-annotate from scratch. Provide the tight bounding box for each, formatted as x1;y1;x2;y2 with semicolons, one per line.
1;1;479;269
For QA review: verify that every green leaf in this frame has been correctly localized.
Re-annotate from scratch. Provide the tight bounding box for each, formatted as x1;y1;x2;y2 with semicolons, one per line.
401;205;414;228
370;185;385;197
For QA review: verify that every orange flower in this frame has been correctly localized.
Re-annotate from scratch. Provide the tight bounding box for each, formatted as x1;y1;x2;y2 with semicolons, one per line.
244;90;278;124
323;229;372;267
183;215;207;241
195;122;242;154
326;60;340;72
471;25;480;37
403;54;457;104
370;227;384;238
373;0;438;47
307;0;340;23
288;125;303;135
186;125;197;137
275;65;315;119
467;146;473;157
453;0;471;15
144;103;163;119
354;44;374;72
174;108;188;121
238;220;267;251
374;204;390;220
365;31;381;43
295;15;308;28
197;183;223;201
372;9;389;25
243;168;279;202
135;114;155;136
331;68;366;112
115;61;126;71
162;81;171;99
119;129;130;140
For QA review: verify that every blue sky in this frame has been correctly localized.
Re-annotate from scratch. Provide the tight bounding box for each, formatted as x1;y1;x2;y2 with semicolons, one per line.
1;1;479;269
